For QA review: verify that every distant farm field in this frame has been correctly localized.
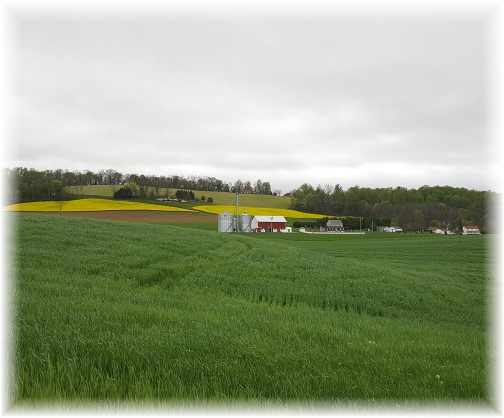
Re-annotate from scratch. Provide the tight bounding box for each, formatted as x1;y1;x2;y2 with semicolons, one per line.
67;185;291;208
3;197;320;222
4;198;195;212
11;213;492;407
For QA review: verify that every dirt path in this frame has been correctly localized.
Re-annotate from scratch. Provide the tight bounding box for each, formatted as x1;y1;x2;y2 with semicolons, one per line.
29;211;218;223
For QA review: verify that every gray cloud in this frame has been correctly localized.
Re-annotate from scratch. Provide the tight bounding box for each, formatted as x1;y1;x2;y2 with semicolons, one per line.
8;11;497;193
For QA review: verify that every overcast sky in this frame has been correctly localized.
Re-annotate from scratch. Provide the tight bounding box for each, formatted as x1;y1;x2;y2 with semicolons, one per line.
2;1;502;193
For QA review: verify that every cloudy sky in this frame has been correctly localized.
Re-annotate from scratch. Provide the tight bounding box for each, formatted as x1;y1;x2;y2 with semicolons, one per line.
2;0;502;193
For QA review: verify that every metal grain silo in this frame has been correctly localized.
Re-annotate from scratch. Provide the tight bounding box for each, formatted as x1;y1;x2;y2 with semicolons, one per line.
240;211;252;233
218;211;234;232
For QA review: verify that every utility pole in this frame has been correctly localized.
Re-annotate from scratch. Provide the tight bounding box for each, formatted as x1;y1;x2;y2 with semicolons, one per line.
360;217;362;234
235;192;239;233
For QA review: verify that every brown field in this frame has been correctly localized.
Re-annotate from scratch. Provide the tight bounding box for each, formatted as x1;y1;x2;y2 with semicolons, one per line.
28;211;217;223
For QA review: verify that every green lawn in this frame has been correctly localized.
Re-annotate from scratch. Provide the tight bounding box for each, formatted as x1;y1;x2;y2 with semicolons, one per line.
11;214;491;407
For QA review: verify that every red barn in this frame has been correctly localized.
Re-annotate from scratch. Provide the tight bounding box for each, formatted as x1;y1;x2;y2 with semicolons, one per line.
251;216;287;232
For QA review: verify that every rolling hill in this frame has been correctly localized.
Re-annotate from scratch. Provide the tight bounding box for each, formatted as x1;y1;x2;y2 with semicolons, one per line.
66;185;292;209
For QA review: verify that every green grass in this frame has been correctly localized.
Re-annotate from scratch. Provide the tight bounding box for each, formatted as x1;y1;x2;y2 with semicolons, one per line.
11;214;491;406
67;185;291;209
157;222;217;231
66;185;119;197
246;230;491;266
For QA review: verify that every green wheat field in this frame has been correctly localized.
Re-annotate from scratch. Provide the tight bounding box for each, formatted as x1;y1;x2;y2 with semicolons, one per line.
9;213;494;408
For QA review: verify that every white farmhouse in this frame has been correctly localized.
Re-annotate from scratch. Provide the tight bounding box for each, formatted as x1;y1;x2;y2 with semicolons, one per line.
462;225;481;235
386;226;403;233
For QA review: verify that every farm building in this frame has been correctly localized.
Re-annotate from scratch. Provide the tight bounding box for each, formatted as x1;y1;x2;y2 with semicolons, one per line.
217;211;253;233
434;228;454;235
326;219;344;232
251;216;287;232
155;194;178;202
385;226;403;233
462;225;481;235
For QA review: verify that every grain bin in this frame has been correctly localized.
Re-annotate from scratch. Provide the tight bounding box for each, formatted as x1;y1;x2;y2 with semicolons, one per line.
240;212;252;233
218;211;234;232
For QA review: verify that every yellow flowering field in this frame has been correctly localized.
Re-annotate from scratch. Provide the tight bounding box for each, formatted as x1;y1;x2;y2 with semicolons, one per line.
193;205;325;219
4;198;195;213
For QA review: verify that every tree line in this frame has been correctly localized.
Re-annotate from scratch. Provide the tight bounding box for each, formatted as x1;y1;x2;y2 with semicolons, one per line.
3;167;277;203
3;167;496;233
290;183;496;232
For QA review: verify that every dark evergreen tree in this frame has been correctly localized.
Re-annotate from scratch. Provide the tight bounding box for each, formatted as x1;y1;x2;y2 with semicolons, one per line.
113;187;133;198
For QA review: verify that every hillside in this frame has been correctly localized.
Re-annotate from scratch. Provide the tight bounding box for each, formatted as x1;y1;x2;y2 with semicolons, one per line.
66;185;292;209
12;214;489;404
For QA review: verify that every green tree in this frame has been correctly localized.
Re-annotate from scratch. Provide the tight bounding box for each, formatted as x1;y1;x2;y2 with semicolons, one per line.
49;180;63;200
114;187;133;198
413;209;425;231
262;181;272;195
124;182;139;197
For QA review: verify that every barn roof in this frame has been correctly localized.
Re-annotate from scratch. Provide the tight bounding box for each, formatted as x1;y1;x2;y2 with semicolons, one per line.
464;225;480;229
327;219;343;227
253;216;287;223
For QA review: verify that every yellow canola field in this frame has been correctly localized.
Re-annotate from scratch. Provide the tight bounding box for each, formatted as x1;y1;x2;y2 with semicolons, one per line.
4;198;195;212
193;205;324;219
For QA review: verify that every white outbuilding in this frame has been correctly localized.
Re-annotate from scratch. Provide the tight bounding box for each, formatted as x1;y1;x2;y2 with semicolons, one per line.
462;225;481;235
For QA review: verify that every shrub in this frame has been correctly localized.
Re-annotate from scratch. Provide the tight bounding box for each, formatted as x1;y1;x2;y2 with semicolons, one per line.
113;187;133;199
175;190;195;200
